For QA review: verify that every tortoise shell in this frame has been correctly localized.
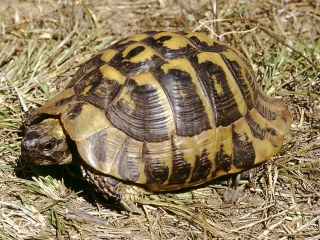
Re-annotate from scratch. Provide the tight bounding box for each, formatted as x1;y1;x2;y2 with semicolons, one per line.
25;31;291;191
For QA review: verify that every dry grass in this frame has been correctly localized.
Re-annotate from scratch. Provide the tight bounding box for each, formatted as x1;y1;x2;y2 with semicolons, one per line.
0;0;319;239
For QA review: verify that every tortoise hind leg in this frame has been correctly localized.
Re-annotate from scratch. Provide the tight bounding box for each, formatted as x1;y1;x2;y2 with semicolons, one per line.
80;165;147;213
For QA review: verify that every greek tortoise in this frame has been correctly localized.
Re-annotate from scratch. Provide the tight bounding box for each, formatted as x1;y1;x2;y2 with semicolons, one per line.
21;31;291;212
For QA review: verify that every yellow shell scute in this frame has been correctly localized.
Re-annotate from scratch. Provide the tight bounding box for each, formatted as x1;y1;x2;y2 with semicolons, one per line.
122;43;159;63
101;49;118;62
186;32;216;46
99;64;126;84
61;103;111;141
153;32;192;49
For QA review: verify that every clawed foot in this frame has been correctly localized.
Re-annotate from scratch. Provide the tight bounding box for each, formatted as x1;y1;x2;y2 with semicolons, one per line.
114;182;147;214
81;165;148;214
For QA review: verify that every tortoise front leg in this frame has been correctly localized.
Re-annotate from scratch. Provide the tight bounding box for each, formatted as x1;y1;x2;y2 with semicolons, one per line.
80;165;147;213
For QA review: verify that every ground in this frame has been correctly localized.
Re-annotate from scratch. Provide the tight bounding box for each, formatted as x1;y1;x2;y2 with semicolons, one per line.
0;0;319;239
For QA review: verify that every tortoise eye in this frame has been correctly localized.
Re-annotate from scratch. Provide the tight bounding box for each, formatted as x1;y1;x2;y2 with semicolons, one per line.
43;142;55;152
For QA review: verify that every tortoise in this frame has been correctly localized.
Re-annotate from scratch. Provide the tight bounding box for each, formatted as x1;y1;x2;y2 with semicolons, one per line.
21;31;291;212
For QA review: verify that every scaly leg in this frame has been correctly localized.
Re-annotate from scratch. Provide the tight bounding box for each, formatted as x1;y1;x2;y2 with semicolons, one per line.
80;165;147;213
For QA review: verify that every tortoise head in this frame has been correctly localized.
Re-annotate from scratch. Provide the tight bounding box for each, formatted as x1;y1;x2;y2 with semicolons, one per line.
21;118;72;165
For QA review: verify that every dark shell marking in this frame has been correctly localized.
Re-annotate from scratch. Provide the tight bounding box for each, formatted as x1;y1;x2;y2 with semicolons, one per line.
231;126;255;169
66;102;84;120
142;142;169;184
190;149;212;183
168;137;191;185
153;67;212;137
106;79;170;142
